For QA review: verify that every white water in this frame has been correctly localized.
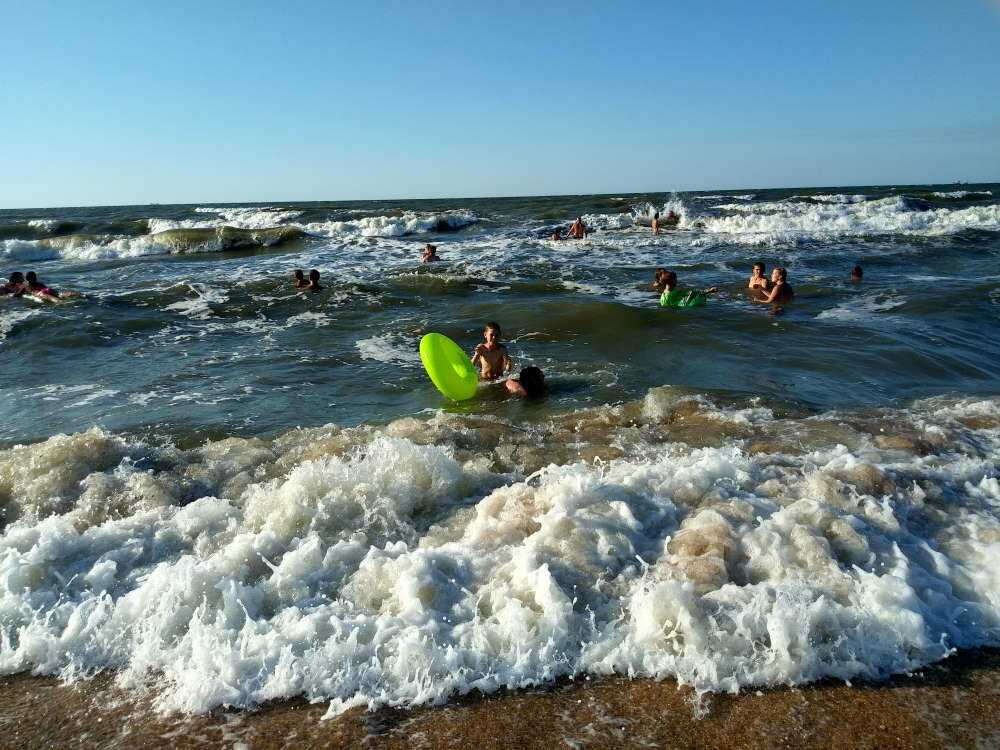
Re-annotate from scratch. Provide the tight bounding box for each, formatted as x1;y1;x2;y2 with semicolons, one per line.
2;393;999;716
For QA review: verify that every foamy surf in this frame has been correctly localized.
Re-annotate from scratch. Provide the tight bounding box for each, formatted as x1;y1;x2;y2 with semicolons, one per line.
2;393;999;716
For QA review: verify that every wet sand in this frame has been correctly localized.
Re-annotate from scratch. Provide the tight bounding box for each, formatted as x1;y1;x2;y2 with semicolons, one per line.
2;649;1000;749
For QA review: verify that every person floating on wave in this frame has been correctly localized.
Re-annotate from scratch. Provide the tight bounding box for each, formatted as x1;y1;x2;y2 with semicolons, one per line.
658;270;718;308
748;262;771;292
299;269;323;293
568;216;589;239
1;272;25;297
292;269;309;289
756;267;794;303
471;321;512;380
421;244;441;263
652;211;660;235
24;271;82;301
851;265;863;282
505;365;545;398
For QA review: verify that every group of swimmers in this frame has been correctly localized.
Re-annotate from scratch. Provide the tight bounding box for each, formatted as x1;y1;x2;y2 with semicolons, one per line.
1;271;81;302
471;321;544;399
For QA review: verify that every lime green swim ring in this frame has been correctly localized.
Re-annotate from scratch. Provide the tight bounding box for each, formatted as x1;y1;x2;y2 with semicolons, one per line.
420;332;479;401
660;288;707;308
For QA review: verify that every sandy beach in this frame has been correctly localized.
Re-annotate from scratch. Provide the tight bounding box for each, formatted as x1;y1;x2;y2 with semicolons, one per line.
3;648;999;749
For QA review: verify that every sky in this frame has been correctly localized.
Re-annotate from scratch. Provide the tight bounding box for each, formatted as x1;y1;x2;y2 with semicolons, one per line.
1;0;999;207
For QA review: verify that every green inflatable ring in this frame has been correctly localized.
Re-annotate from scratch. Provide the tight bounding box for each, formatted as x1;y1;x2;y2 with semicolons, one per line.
420;332;479;401
660;288;707;308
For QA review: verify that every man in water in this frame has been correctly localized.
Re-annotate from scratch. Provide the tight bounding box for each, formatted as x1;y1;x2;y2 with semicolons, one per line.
756;267;794;303
1;272;25;296
851;265;863;282
505;366;545;398
471;321;512;380
421;244;441;262
652;212;660;235
568;217;588;239
298;269;322;293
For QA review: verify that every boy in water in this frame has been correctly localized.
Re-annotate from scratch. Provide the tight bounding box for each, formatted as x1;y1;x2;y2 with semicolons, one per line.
1;272;25;296
25;271;82;301
471;321;512;380
505;366;545;398
747;262;770;291
302;269;323;292
421;244;441;262
292;269;309;289
659;270;718;307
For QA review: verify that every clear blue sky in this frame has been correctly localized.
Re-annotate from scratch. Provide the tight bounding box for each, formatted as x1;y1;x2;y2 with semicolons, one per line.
2;0;999;207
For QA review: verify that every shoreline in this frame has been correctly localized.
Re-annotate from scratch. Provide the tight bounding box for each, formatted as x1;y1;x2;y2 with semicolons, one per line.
2;649;1000;749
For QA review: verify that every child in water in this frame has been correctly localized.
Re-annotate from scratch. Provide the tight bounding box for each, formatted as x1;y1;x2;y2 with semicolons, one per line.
421;244;441;262
747;262;770;291
23;272;82;301
1;272;25;296
756;267;794;303
505;366;545;398
292;269;309;289
471;321;512;380
297;269;322;293
659;270;718;307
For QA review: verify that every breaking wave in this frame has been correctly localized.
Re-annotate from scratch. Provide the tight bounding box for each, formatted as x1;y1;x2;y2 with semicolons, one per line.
2;392;999;715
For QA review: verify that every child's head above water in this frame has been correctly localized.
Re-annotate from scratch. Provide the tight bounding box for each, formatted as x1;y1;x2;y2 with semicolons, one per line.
518;366;545;398
483;321;501;346
309;269;320;283
662;270;677;290
293;269;304;281
752;262;765;276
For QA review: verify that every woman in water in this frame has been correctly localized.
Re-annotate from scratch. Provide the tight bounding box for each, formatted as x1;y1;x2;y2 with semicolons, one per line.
756;267;794;303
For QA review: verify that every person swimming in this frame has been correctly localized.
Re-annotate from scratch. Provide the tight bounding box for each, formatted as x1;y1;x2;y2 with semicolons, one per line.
471;321;512;380
851;265;863;282
421;244;441;262
568;217;588;239
300;269;323;293
292;269;309;289
651;268;669;293
24;271;82;301
748;262;770;291
551;228;564;241
505;365;545;398
658;270;718;307
1;272;25;297
756;267;794;303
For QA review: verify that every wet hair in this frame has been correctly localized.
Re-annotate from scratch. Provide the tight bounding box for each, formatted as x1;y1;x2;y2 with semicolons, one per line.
852;265;863;278
308;269;320;282
775;267;787;282
663;270;678;289
653;211;660;219
752;262;765;273
484;321;501;336
25;271;38;283
518;366;545;398
9;272;24;283
293;269;304;280
425;244;437;252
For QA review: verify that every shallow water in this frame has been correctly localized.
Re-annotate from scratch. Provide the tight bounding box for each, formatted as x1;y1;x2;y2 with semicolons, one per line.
1;184;999;715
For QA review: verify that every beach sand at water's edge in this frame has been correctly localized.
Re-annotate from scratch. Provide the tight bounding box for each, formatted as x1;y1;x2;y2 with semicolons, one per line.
2;648;999;749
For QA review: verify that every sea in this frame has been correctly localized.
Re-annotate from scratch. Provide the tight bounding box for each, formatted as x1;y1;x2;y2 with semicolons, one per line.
1;184;999;716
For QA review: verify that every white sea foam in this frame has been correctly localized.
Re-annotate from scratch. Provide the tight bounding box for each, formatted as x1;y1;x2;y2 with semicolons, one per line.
932;190;993;199
301;210;478;238
1;395;999;716
788;194;869;204
817;293;907;322
702;197;1000;244
355;333;419;366
194;206;304;229
164;285;229;319
0;306;40;341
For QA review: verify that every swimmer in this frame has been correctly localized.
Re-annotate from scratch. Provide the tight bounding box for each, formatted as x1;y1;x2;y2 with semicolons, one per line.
303;269;323;293
551;228;564;241
1;272;25;297
747;262;770;291
568;216;588;239
651;268;669;293
851;265;863;282
421;244;441;263
471;321;512;380
25;271;82;301
505;366;545;398
661;270;718;297
651;211;660;235
292;269;309;289
757;267;794;303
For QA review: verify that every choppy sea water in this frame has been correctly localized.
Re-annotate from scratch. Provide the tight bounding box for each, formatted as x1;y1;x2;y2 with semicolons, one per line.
1;184;999;715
